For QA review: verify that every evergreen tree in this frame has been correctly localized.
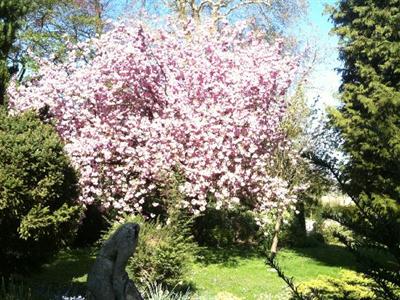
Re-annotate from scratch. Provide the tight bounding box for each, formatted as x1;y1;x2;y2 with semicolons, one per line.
0;0;30;105
328;0;400;298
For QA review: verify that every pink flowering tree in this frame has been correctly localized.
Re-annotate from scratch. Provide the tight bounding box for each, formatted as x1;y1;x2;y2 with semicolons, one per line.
8;20;300;216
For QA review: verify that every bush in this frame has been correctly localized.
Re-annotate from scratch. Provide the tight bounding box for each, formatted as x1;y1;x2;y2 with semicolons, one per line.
317;219;344;245
0;110;82;275
192;206;259;247
314;204;355;245
103;214;197;289
295;270;376;300
73;204;110;247
256;209;324;251
0;277;32;300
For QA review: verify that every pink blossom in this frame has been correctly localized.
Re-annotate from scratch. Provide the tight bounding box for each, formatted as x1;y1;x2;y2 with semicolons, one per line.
9;20;300;215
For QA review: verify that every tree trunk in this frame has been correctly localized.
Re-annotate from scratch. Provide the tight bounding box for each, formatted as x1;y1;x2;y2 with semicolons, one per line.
270;213;282;258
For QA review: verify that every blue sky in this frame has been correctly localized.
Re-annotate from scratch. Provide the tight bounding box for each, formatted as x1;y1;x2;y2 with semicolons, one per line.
309;0;336;33
303;0;341;108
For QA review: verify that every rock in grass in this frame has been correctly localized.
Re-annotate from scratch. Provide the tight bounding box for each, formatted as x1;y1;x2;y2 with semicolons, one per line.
87;223;143;300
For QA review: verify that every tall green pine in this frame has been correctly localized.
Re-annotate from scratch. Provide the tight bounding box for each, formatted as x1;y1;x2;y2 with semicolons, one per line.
328;0;400;298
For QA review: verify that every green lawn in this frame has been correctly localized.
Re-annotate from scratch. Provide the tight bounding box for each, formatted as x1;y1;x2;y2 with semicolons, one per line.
190;245;358;299
26;248;96;299
24;244;358;299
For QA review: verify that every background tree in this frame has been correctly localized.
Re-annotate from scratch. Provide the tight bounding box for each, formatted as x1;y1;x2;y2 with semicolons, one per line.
0;0;31;105
134;0;307;38
10;0;124;81
323;0;400;298
266;86;332;256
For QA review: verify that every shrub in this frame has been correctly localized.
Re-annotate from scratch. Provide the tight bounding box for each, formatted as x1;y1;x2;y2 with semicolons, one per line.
295;270;376;300
192;206;259;247
102;214;197;289
315;204;355;245
318;219;345;245
256;209;324;250
0;109;82;275
73;204;110;247
0;277;32;300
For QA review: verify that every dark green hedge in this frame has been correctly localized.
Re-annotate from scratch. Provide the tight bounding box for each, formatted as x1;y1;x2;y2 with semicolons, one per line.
0;109;82;275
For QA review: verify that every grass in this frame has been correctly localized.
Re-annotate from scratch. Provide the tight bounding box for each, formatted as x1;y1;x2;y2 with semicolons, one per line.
190;244;358;299
23;244;358;299
25;248;96;299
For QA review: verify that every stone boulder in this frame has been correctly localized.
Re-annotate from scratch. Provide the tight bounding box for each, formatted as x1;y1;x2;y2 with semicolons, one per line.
87;222;143;300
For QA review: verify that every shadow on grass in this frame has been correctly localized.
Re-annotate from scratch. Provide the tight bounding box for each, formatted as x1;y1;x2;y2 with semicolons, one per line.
196;243;361;270
30;282;88;300
196;244;263;267
26;247;200;298
289;243;360;270
27;247;96;299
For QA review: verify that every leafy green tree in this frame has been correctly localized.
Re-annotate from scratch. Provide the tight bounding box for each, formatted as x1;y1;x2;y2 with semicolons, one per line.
326;0;400;298
11;0;114;80
2;0;126;93
0;0;31;105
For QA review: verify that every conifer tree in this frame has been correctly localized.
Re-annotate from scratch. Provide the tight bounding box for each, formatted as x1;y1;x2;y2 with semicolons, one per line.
328;0;400;298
